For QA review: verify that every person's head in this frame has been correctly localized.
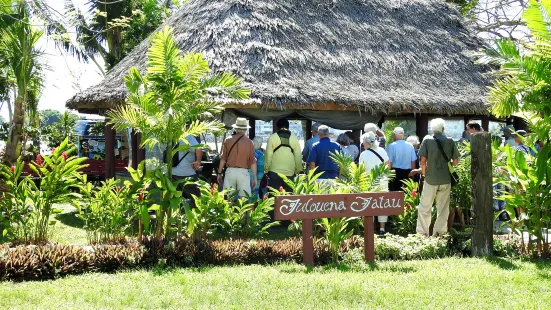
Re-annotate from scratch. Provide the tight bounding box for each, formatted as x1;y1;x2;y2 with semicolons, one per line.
393;127;405;140
232;117;250;134
252;136;263;150
364;123;378;134
276;118;289;130
344;131;355;143
406;135;420;149
502;125;515;139
361;131;378;150
336;133;350;146
430;118;446;134
466;122;482;136
311;122;321;135
317;125;330;138
513;130;527;144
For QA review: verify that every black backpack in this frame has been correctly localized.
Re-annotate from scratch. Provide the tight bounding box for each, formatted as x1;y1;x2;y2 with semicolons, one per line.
273;130;294;154
163;143;191;168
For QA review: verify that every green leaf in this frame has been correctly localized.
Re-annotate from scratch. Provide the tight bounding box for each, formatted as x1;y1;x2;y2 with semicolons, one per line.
149;204;161;211
52;208;63;214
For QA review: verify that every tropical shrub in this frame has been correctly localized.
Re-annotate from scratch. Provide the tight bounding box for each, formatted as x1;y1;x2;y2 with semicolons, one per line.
495;144;551;255
223;195;280;238
450;142;472;227
393;179;421;236
0;138;87;242
107;26;249;241
185;182;231;240
318;217;354;263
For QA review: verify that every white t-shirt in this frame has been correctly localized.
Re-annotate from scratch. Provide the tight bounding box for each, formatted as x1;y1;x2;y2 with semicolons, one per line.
359;148;389;191
172;135;199;177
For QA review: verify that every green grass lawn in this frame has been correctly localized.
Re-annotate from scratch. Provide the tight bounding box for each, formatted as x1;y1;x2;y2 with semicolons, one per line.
1;258;550;309
2;204;551;308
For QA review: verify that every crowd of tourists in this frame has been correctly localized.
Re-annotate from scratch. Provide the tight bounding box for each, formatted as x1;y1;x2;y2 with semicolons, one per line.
174;117;537;237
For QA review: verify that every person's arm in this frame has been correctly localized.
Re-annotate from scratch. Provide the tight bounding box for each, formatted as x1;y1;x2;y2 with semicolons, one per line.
193;148;202;171
306;144;317;171
251;162;258;189
420;157;427;176
302;140;309;162
216;158;226;184
451;141;460;166
264;134;275;173
387;144;394;168
292;136;302;174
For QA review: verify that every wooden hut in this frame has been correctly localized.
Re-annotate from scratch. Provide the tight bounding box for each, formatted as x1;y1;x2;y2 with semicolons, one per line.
67;0;494;179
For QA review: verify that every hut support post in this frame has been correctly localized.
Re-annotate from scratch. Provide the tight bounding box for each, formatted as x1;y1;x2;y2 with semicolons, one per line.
273;120;277;133
481;116;489;132
471;133;493;257
416;115;429;139
248;119;256;139
104;120;116;180
352;130;361;146
131;129;138;170
305;119;312;140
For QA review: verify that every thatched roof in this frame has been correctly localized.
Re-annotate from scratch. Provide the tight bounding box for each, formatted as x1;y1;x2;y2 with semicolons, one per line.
67;0;490;115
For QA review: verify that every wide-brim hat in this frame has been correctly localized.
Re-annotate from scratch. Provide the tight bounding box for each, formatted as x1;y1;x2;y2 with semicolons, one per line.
232;117;250;129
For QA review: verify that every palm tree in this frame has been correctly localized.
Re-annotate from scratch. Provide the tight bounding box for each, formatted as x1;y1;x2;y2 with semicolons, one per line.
478;0;551;139
0;0;44;164
65;0;175;72
108;26;249;239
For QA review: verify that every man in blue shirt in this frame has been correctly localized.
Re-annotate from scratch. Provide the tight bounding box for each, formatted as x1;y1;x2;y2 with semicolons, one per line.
302;122;321;162
307;125;342;179
387;127;417;192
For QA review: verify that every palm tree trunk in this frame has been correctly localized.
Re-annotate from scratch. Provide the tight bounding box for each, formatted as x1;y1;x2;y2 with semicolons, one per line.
5;94;24;163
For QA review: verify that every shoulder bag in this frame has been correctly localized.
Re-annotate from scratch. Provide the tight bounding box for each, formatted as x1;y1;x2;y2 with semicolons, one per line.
433;137;459;186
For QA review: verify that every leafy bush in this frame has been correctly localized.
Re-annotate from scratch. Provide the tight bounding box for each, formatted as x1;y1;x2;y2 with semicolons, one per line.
0;139;87;242
495;144;551;255
374;234;448;260
223;195;280;238
76;163;151;243
393;179;421;236
0;241;144;282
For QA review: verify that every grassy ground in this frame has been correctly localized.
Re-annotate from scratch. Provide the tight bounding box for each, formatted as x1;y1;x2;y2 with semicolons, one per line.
1;258;550;309
2;205;551;308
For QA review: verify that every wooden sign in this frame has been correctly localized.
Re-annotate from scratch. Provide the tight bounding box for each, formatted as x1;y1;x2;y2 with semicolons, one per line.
275;192;405;265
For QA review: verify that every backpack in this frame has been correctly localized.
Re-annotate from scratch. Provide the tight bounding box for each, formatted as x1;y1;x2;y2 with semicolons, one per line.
163;143;191;168
273;130;294;154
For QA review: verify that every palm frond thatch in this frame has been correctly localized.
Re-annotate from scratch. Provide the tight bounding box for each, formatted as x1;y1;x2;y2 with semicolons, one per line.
67;0;489;115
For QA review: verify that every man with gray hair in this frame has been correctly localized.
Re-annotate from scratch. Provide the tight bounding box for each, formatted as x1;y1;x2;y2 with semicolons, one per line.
387;127;417;191
302;122;321;162
416;118;459;236
307;125;342;179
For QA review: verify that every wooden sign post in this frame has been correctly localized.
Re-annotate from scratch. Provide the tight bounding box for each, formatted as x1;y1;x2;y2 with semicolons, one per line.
275;192;404;265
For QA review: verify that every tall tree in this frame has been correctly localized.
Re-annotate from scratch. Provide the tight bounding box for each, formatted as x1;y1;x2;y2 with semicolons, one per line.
0;0;44;163
479;0;551;139
65;0;178;72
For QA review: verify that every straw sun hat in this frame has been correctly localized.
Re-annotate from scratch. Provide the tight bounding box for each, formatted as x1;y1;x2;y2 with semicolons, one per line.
232;117;250;129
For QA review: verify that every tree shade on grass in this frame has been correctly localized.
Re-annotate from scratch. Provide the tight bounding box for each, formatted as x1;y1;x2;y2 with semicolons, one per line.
1;258;550;308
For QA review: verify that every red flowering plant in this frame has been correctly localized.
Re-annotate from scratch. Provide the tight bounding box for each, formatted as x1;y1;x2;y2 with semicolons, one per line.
0;138;88;243
393;179;422;236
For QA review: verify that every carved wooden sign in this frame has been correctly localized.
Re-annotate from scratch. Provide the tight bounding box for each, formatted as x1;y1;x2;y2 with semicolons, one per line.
275;192;405;220
275;192;405;265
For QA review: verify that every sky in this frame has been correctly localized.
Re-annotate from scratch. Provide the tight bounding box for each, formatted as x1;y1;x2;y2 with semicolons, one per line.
0;0;103;120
